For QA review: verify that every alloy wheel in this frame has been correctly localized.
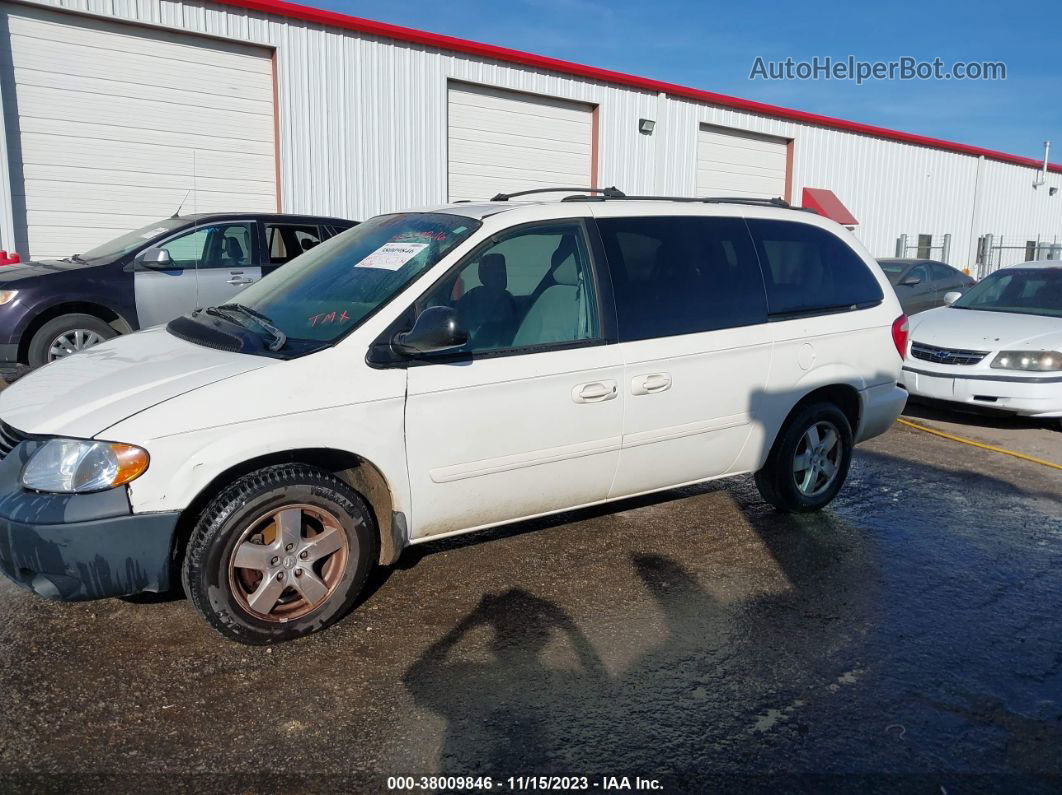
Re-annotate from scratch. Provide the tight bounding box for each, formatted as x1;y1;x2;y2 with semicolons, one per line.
48;329;106;360
228;504;351;621
792;420;842;497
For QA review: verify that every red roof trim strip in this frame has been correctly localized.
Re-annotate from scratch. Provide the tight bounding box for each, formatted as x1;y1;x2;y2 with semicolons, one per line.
219;0;1062;174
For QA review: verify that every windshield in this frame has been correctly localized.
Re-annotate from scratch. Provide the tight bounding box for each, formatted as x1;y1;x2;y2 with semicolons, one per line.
80;218;188;260
231;212;480;345
952;267;1062;318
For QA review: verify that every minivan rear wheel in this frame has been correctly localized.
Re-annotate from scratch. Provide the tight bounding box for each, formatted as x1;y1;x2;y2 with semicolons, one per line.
27;313;116;367
755;402;853;513
182;464;377;644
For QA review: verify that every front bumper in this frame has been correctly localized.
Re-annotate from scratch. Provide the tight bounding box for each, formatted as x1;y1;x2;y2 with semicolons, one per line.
901;365;1062;418
0;436;180;601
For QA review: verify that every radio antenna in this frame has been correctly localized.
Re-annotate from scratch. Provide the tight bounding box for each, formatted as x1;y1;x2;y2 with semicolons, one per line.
171;189;191;219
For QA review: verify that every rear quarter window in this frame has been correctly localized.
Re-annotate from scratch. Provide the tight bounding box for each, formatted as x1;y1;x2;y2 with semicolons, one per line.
746;219;883;317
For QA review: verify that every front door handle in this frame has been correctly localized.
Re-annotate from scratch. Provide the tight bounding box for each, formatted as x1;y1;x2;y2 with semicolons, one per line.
227;276;254;285
631;372;672;395
572;380;618;404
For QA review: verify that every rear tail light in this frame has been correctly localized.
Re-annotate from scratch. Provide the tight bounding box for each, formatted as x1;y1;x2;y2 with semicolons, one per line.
891;314;909;360
0;251;20;265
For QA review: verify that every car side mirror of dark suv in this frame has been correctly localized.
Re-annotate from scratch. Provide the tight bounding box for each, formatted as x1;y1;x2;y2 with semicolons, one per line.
392;306;467;356
899;275;922;286
134;247;174;269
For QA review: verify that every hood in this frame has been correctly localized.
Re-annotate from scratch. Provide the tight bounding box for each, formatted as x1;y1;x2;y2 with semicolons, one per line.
0;258;101;283
909;306;1062;351
0;327;271;438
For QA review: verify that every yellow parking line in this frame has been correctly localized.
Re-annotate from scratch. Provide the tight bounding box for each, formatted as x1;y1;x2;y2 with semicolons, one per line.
896;418;1062;472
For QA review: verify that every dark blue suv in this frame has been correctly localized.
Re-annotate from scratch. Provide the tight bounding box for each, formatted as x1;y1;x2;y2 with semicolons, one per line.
0;212;355;370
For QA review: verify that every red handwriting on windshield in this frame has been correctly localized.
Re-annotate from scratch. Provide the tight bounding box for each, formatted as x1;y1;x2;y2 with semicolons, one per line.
308;310;352;327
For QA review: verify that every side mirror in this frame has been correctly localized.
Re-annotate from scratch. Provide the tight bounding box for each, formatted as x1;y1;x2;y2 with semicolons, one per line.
134;247;173;269
943;291;962;305
899;275;922;287
392;306;467;356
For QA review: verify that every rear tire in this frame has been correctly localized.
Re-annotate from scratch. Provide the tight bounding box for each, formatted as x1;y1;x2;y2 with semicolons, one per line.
755;402;853;513
181;464;377;644
27;313;116;367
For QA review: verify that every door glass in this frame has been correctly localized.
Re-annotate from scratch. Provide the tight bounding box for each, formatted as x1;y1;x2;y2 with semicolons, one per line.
266;224;322;265
159;224;254;269
419;223;599;353
930;263;956;282
908;264;930;284
596;216;766;341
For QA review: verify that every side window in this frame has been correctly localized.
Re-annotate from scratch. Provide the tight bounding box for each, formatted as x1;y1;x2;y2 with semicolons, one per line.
266;223;322;264
596;216;767;342
419;223;599;354
746;219;883;316
160;223;255;270
158;227;209;269
908;263;930;284
930;263;956;281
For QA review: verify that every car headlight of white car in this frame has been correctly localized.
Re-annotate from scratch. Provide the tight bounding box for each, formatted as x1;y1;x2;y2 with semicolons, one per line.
989;350;1062;372
21;438;149;493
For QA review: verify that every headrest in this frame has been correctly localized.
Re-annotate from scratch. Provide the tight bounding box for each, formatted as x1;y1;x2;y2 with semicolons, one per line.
225;236;244;258
479;253;507;291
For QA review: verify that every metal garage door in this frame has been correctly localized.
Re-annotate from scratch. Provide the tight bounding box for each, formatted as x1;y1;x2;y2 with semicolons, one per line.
696;125;789;200
447;83;594;202
1;7;277;259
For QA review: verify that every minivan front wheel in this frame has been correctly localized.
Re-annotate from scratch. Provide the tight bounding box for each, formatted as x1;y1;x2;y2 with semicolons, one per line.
755;402;853;513
182;464;377;644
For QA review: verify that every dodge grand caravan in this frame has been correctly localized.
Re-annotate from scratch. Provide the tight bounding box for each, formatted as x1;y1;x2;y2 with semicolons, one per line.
0;191;908;644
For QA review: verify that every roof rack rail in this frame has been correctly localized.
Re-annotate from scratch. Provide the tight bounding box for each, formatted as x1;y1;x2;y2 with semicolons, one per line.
490;186;626;201
559;194;802;209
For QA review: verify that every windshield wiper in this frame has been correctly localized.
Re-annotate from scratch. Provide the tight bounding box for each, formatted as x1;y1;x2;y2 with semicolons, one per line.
70;254;89;263
213;303;287;351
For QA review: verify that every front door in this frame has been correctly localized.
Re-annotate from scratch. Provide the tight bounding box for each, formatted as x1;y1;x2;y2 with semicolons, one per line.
133;221;261;327
192;222;262;310
403;221;624;540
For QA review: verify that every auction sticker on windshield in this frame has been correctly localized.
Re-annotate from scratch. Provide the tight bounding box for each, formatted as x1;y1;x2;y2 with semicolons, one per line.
355;242;428;271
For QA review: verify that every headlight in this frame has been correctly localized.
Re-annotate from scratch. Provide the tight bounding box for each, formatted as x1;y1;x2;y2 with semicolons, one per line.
0;290;18;305
21;439;149;493
990;350;1062;372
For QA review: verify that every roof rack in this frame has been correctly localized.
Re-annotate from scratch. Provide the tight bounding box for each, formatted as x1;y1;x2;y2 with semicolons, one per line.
559;194;804;210
490;186;626;201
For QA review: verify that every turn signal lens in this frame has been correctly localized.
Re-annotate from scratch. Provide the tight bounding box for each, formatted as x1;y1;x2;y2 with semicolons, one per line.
891;314;909;360
21;439;150;493
0;290;18;305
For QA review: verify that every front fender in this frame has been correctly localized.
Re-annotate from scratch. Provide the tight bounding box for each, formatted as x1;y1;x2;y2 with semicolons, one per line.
119;398;411;525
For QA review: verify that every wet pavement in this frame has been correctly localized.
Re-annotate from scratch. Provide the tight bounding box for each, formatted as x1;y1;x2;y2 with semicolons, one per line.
0;421;1060;792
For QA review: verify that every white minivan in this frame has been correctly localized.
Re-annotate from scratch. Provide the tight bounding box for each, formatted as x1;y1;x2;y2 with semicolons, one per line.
0;193;908;643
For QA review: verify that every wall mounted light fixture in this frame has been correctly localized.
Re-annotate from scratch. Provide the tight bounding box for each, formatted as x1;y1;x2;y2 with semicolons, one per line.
638;118;655;135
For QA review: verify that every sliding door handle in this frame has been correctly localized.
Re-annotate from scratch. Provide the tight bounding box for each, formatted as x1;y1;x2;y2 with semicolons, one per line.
631;372;672;395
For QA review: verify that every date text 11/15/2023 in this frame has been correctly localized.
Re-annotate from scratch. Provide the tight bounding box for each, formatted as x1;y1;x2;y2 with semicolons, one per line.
386;776;664;791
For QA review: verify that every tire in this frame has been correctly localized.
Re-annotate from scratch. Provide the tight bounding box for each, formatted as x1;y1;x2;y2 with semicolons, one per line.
754;402;854;513
27;313;116;367
181;464;377;644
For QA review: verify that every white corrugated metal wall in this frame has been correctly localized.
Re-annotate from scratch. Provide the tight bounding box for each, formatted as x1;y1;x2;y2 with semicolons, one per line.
1;0;1060;267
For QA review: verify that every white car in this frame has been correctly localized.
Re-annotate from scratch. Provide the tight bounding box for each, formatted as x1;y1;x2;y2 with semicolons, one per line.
900;261;1062;424
0;192;908;643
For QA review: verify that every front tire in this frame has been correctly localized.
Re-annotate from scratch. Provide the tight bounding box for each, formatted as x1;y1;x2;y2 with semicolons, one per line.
755;402;853;513
27;313;116;367
182;464;377;644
